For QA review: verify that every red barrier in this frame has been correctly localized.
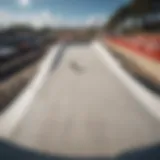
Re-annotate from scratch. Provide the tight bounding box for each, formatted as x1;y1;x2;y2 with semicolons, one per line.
106;35;160;62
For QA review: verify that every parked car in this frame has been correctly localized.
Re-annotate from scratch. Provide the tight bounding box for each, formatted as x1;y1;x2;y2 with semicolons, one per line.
17;35;42;52
0;33;49;60
0;36;18;60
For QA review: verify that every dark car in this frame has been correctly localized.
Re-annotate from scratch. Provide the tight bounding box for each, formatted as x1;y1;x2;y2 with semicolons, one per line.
17;35;41;52
0;36;18;60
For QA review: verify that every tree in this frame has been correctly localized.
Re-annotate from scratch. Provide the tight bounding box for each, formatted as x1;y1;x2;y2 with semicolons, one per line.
104;0;159;33
105;5;131;31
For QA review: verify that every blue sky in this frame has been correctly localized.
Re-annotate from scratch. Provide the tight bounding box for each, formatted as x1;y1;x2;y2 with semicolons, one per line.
0;0;131;28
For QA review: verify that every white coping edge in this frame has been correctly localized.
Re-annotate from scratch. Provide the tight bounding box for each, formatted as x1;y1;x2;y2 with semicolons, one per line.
0;44;62;138
92;41;160;120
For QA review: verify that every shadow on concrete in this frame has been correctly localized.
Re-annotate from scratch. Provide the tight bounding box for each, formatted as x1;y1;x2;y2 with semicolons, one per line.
51;44;67;71
133;74;160;95
51;42;89;72
0;139;160;160
69;61;86;74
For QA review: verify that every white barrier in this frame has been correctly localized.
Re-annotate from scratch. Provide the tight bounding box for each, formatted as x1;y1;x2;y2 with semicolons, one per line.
93;42;160;120
0;44;61;138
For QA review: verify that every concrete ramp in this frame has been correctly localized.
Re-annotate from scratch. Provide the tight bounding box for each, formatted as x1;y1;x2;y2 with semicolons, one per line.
6;44;160;157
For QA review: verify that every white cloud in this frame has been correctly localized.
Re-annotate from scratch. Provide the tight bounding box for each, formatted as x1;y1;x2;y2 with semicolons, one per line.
0;10;107;28
19;0;30;7
0;10;58;28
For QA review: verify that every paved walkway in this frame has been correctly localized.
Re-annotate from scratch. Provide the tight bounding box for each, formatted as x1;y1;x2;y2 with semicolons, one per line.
9;44;160;157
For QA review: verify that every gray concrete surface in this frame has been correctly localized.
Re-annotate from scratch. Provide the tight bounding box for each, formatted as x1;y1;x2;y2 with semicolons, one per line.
9;44;160;157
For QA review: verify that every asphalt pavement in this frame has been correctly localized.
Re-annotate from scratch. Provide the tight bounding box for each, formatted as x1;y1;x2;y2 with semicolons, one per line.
9;44;160;157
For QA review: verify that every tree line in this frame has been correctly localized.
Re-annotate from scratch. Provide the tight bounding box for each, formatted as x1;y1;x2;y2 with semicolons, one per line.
105;0;160;33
